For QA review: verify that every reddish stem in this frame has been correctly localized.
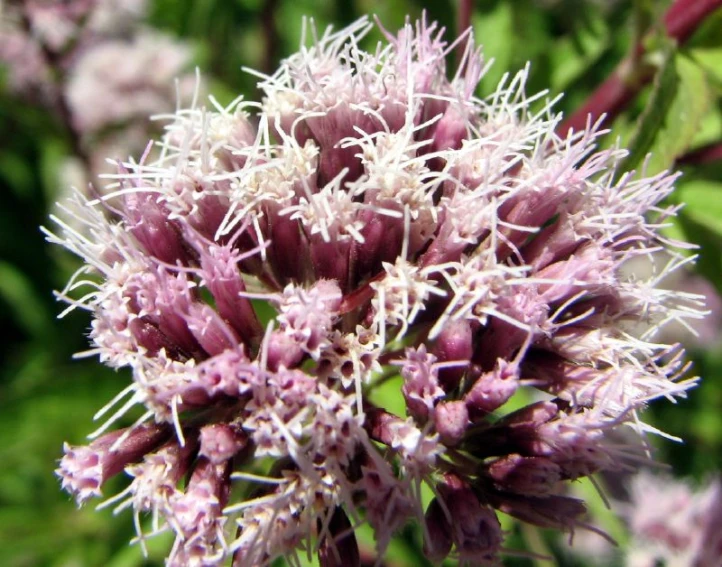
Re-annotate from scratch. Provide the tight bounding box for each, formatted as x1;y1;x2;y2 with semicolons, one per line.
260;0;281;74
677;142;722;165
664;0;722;42
558;0;722;135
456;0;473;66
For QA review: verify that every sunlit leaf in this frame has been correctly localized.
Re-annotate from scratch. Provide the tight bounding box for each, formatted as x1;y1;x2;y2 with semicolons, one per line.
678;180;722;236
618;41;678;174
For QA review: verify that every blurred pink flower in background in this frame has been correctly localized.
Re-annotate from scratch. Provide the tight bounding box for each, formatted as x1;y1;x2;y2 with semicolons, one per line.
66;31;193;133
624;472;722;567
0;0;194;184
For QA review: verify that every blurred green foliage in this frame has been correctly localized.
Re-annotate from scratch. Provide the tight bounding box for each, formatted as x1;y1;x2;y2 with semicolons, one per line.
1;1;721;566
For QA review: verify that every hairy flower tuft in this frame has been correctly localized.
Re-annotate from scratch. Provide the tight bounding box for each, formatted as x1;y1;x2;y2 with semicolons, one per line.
49;14;704;566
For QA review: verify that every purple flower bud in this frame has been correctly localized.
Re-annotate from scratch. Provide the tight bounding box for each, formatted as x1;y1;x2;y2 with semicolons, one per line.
433;401;468;446
168;457;231;563
489;492;588;532
199;423;248;464
123;190;190;265
464;359;519;418
264;330;305;371
429;105;468;153
268;212;312;283
57;422;171;504
196;346;258;398
423;498;453;564
318;507;360;567
487;454;561;496
431;319;473;391
184;302;239;356
438;475;503;563
195;238;262;347
397;345;444;421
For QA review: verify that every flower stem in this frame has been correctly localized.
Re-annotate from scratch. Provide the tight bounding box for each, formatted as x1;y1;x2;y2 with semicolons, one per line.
677;141;722;165
456;0;473;65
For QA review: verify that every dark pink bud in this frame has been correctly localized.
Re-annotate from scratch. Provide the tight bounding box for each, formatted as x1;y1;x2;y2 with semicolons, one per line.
464;359;519;418
500;400;560;429
431;319;472;391
364;407;405;447
124;190;189;265
487;454;561;496
199;423;248;464
170;457;231;541
197;346;259;398
310;237;352;291
434;401;468;446
187;188;230;240
214;113;257;171
438;476;503;563
268;212;311;283
57;422;171;504
536;243;615;304
423;498;452;564
138;270;206;360
496;189;567;258
430;105;468;153
398;345;444;421
185;302;239;356
265;330;304;371
522;350;601;400
318;507;360;567
462;401;559;457
352;209;404;283
489;492;588;532
128;317;181;358
197;241;262;347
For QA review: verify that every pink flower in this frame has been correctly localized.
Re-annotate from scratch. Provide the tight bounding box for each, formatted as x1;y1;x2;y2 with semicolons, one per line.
49;15;703;566
624;472;722;566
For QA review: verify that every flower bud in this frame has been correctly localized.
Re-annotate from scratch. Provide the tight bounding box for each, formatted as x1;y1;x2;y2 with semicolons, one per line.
464;359;519;419
57;422;171;504
423;498;452;564
431;319;473;391
438;476;503;563
318;507;360;567
434;401;468;446
488;454;561;496
489;492;587;532
124;189;189;265
199;423;248;464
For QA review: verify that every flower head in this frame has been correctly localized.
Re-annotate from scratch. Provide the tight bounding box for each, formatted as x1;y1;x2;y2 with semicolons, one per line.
50;14;703;566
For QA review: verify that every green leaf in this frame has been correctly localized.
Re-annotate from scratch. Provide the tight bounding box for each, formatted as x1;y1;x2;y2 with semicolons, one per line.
367;374;407;418
677;180;722;236
618;42;679;174
688;46;722;89
0;151;35;200
549;16;609;93
0;261;52;338
473;2;514;94
643;53;714;174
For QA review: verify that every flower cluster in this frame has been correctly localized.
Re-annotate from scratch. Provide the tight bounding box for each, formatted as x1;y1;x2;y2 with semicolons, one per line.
50;15;703;566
